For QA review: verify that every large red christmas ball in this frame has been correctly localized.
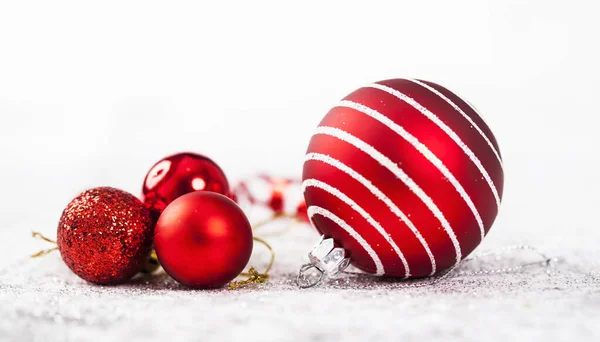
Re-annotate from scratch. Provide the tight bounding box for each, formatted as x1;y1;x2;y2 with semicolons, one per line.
57;187;154;284
154;191;253;288
142;152;230;221
303;78;504;278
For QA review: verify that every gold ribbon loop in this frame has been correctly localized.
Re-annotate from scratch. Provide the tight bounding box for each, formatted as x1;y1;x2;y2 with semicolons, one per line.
31;232;58;258
228;236;275;290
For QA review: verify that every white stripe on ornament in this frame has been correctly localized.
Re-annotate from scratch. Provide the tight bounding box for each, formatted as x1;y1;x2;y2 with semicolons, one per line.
314;126;462;265
305;152;436;275
336;100;485;242
405;78;503;169
367;83;501;210
307;205;385;275
303;178;406;276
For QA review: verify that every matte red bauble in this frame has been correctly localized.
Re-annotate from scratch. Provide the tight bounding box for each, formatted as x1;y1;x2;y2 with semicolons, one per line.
154;192;253;288
142;152;230;220
302;78;504;278
57;187;154;284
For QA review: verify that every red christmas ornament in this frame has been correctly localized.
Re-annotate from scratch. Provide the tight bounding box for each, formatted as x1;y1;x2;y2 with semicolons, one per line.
301;78;504;279
295;200;309;223
142;152;230;221
57;187;154;285
154;191;253;288
232;173;308;220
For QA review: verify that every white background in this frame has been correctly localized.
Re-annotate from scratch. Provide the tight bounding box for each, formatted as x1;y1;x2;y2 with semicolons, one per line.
1;2;599;341
1;0;599;263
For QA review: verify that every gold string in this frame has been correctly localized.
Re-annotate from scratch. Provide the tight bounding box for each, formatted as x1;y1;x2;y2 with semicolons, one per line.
30;232;58;258
251;213;303;241
31;247;59;258
228;236;275;290
141;250;161;274
32;232;56;244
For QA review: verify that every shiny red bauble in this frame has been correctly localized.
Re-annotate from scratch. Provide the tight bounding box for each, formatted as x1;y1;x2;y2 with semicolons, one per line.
303;78;504;278
154;191;253;288
57;187;154;285
142;152;230;220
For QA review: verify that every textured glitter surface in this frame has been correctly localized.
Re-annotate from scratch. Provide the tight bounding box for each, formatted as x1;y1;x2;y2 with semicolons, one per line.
57;187;154;285
2;223;599;341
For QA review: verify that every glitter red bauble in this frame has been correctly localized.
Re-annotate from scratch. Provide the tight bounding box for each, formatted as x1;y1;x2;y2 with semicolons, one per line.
142;152;230;220
303;78;504;278
154;191;253;288
57;187;154;285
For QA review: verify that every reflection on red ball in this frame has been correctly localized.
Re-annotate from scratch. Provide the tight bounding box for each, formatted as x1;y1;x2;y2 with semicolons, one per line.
142;152;230;221
57;187;154;285
154;192;253;288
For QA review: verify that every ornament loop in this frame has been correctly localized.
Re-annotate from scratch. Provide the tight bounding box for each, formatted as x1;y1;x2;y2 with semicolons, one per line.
30;232;58;258
228;236;275;290
296;236;350;288
243;236;275;275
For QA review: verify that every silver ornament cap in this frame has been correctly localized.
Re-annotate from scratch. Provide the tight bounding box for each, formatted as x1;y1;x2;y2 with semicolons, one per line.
297;235;350;288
